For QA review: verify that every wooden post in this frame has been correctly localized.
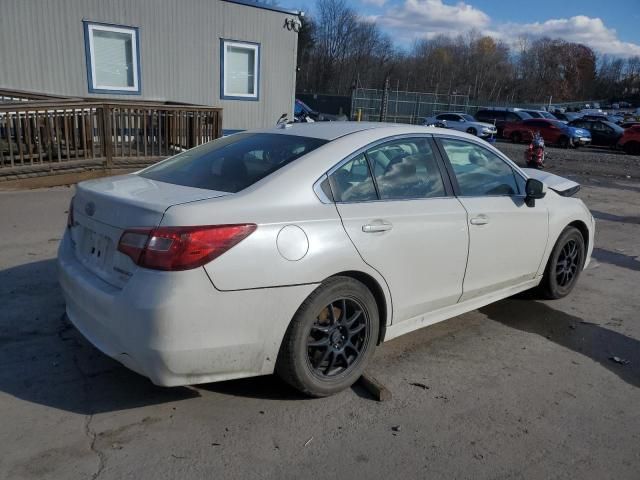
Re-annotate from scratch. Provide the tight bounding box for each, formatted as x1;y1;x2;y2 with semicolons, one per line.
102;106;113;168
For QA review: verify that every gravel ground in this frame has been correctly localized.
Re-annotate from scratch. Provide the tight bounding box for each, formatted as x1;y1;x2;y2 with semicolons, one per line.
494;140;640;180
1;158;639;479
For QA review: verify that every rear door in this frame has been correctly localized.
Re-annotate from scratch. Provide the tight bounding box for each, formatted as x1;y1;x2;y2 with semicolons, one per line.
435;137;549;301
330;136;469;323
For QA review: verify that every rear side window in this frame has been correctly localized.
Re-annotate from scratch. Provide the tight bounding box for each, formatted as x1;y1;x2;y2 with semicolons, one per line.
329;154;377;202
140;133;327;192
365;138;445;200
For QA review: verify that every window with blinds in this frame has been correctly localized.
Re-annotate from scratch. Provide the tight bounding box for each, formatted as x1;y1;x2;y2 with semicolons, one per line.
221;40;259;100
85;23;140;94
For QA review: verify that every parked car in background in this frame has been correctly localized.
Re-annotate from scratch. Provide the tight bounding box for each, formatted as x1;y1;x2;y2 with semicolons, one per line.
474;109;533;136
554;112;582;123
620;121;640;129
580;108;604;116
618;125;640;155
568;119;625;147
522;110;559;121
503;119;591;148
294;99;347;122
421;113;497;138
606;114;624;125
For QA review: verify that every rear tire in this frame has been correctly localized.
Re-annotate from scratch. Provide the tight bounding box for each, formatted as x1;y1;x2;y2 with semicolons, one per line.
538;227;585;299
276;276;379;397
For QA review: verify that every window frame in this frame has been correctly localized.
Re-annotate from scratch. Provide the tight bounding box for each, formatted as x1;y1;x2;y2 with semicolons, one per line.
433;135;528;198
220;38;260;101
316;134;454;205
83;21;141;95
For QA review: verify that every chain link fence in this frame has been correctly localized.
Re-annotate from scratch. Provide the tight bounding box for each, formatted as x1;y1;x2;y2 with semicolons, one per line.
350;87;607;124
350;88;471;124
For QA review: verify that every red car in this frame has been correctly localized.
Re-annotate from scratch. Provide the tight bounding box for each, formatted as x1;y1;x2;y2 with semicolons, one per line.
503;119;591;148
618;125;640;155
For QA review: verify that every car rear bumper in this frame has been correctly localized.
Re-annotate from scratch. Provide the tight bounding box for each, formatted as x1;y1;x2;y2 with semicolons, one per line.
57;232;317;386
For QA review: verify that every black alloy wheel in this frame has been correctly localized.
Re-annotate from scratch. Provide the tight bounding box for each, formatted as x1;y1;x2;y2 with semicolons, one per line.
276;276;379;397
306;298;369;378
555;239;580;288
539;226;585;299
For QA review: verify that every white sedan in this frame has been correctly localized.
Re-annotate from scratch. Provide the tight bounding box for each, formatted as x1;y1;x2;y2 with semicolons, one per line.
423;113;498;138
58;123;594;397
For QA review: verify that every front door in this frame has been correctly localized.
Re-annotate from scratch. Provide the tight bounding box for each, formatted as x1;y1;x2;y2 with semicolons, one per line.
436;137;549;301
329;136;469;323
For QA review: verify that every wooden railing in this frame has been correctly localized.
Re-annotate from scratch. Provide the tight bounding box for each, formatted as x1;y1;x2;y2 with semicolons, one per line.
0;88;77;104
0;101;223;172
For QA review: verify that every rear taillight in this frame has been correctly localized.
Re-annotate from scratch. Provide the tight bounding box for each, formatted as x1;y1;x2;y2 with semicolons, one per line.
117;224;257;271
67;197;75;228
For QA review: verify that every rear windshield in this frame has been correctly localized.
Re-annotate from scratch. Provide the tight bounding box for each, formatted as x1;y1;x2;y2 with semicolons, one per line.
139;133;327;192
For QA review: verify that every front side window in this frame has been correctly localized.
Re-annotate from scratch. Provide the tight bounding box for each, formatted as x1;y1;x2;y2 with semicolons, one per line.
438;114;459;122
440;138;520;196
221;39;260;100
365;138;445;200
84;22;140;94
140;133;326;192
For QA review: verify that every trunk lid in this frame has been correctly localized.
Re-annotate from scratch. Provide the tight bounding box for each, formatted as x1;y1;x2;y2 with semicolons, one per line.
70;174;229;288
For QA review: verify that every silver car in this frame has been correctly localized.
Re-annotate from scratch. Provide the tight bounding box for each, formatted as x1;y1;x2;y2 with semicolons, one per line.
58;122;594;397
423;113;497;138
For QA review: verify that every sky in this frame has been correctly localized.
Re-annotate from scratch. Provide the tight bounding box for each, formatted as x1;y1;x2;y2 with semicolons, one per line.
277;0;640;57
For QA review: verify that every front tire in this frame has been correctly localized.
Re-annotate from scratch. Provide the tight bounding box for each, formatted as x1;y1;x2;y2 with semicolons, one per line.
276;276;379;397
511;131;522;143
466;127;477;136
539;227;585;299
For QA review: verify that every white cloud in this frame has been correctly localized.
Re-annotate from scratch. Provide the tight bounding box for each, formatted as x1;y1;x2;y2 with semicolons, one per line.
361;0;387;7
501;16;640;57
374;0;490;41
371;1;640;57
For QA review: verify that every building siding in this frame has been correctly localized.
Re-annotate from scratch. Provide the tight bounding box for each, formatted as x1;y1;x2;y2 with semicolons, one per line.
0;0;298;130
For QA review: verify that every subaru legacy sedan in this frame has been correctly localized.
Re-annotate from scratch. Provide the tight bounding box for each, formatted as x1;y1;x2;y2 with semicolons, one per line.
58;123;594;397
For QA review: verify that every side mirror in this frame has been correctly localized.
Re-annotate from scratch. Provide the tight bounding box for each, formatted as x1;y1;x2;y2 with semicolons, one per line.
525;178;547;207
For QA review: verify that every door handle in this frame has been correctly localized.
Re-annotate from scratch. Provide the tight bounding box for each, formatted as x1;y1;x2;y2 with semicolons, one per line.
470;215;489;225
362;222;393;233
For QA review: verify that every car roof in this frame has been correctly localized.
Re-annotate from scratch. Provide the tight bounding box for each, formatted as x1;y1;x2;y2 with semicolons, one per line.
252;122;455;141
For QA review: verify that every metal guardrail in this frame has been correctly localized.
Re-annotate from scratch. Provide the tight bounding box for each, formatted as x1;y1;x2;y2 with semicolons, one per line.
0;100;223;172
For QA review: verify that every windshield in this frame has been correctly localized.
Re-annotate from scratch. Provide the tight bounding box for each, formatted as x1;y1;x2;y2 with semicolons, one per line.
541;112;556;119
549;120;567;128
140;133;328;192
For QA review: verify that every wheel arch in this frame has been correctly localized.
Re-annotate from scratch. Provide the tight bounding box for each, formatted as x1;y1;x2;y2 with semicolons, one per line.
330;270;391;345
568;219;590;262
